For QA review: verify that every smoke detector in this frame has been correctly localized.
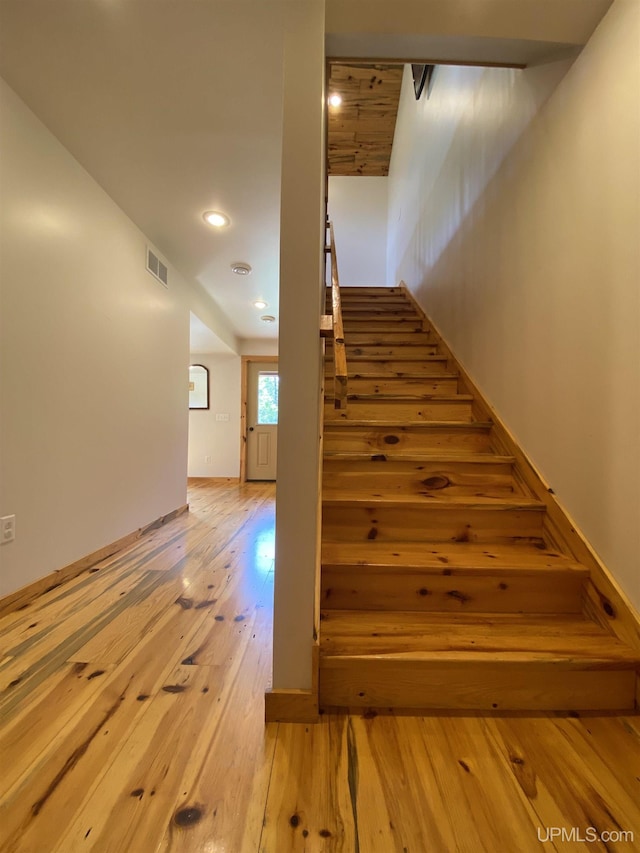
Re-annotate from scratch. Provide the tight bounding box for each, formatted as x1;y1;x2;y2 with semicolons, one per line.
260;315;276;323
231;262;252;276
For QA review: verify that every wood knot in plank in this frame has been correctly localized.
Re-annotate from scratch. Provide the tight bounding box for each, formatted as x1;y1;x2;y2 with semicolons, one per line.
422;475;450;490
597;592;616;617
173;806;203;827
447;590;470;603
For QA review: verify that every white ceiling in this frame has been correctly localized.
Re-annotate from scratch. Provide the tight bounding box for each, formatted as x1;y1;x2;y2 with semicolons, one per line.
0;1;612;350
0;0;287;343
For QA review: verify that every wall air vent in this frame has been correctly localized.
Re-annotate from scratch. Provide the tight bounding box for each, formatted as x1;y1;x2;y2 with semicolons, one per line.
146;247;168;287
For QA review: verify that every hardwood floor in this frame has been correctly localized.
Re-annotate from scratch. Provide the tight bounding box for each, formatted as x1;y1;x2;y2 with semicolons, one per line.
1;479;639;851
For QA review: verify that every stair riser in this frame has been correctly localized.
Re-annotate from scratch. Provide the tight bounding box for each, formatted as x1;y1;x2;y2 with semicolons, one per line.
335;305;414;314
340;309;418;318
322;464;519;498
319;662;637;710
336;293;413;308
337;360;450;374
320;568;585;613
323;427;492;454
325;400;473;422
329;344;439;357
336;287;402;295
338;332;432;344
345;377;459;395
343;321;425;332
322;505;545;543
322;459;513;477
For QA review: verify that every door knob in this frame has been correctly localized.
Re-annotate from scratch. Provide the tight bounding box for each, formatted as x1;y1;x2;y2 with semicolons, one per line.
249;427;254;432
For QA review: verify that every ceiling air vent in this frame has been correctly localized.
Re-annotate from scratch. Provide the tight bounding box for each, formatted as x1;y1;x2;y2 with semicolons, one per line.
146;247;168;287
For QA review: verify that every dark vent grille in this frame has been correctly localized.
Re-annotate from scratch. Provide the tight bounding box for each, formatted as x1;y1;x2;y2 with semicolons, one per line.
146;247;168;287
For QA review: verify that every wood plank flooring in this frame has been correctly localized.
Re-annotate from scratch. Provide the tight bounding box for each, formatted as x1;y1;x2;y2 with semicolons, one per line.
1;480;639;851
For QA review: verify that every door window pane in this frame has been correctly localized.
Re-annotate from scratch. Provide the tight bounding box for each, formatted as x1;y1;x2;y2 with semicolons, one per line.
258;373;279;424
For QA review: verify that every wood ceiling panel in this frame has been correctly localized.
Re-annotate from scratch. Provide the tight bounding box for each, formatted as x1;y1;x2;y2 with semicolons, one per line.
328;62;404;177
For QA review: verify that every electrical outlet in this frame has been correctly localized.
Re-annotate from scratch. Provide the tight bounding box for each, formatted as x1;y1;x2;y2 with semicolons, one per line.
1;515;16;544
205;455;212;463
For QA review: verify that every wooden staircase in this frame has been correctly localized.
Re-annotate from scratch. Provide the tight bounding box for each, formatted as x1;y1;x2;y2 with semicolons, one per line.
320;286;640;712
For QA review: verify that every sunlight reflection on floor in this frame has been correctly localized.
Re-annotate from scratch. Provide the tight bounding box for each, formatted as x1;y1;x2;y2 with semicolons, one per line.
254;523;275;574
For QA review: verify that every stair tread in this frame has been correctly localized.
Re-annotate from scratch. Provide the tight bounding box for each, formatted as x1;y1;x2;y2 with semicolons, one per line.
338;341;435;347
342;337;428;341
320;611;640;664
346;354;447;361
322;492;544;509
329;394;472;402
339;339;429;344
323;452;515;463
346;372;457;378
321;541;587;573
324;420;491;429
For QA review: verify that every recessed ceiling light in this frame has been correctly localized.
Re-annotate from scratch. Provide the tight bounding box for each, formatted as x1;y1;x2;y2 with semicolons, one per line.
260;315;276;323
328;93;342;108
231;262;252;275
203;210;230;227
253;300;268;309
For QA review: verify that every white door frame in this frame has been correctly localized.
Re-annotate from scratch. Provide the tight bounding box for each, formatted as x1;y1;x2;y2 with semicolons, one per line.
240;355;279;482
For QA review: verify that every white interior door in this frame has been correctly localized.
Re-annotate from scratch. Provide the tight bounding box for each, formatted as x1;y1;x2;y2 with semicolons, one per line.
246;361;278;480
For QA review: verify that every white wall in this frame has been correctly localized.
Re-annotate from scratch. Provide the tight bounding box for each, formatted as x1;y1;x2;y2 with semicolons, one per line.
188;354;241;478
238;338;279;357
273;1;326;690
0;79;192;597
388;0;640;609
328;176;388;286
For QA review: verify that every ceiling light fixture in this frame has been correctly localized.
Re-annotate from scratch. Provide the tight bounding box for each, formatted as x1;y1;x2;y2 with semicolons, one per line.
203;210;230;227
253;300;268;309
328;93;342;108
260;315;276;323
231;262;252;276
